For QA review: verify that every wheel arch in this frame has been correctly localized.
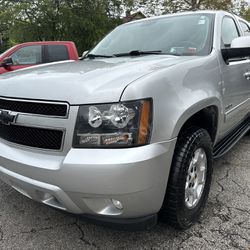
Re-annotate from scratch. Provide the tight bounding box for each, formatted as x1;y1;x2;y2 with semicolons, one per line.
172;99;221;143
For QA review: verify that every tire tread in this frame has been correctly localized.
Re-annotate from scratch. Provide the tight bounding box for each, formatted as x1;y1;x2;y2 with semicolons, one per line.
160;127;213;229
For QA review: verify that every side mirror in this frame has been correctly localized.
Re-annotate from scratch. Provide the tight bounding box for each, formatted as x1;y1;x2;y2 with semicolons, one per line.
81;50;89;58
222;37;250;63
1;57;14;67
231;36;250;48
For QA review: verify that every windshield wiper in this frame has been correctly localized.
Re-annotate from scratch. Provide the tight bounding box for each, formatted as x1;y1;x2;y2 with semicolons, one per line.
82;54;114;60
114;50;163;57
82;50;181;60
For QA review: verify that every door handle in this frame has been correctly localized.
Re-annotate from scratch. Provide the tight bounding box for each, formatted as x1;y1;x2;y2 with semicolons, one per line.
244;72;250;80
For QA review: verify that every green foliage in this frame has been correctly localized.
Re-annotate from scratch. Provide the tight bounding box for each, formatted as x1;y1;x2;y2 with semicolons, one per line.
240;3;250;21
0;0;249;55
0;0;122;54
122;0;249;16
161;0;243;14
241;8;250;21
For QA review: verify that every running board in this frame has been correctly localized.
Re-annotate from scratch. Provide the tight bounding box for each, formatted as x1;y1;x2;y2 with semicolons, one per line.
213;118;250;159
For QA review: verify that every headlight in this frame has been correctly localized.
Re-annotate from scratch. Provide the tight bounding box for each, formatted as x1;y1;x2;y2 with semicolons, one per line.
73;99;152;148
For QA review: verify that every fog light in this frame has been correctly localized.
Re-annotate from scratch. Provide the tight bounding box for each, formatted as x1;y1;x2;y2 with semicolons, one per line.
111;199;123;210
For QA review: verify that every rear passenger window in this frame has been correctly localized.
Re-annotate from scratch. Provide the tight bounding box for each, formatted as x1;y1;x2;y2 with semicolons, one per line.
46;45;69;62
221;17;240;47
239;21;250;36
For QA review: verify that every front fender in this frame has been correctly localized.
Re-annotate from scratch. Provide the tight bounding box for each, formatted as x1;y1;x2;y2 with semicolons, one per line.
172;97;222;141
121;52;223;143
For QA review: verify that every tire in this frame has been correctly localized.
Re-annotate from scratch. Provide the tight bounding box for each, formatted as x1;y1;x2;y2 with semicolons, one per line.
160;127;213;229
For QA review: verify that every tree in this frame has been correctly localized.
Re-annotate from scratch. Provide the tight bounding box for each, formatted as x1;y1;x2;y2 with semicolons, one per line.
162;0;236;13
122;0;249;16
241;8;250;21
122;0;165;16
239;1;250;21
0;0;249;55
0;0;123;54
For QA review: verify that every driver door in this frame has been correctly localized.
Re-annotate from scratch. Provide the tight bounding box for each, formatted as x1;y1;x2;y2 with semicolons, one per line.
1;45;43;73
220;16;250;135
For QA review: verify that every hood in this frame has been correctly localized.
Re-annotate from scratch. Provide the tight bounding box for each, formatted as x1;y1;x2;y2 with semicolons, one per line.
0;56;194;104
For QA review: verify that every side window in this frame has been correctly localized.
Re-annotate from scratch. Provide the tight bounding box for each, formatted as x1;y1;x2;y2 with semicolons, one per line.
221;16;240;47
46;45;69;62
11;46;42;65
239;21;250;36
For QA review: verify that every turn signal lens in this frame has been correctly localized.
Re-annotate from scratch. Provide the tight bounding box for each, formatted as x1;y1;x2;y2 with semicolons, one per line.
138;100;151;145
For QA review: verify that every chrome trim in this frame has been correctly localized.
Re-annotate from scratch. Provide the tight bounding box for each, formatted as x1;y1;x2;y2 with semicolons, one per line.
228;58;250;66
225;98;250;116
0;96;70;119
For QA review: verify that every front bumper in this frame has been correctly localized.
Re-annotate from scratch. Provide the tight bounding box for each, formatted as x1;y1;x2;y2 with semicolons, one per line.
0;139;176;226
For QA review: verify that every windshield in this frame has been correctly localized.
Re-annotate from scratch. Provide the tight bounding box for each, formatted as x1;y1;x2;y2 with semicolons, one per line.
90;13;214;57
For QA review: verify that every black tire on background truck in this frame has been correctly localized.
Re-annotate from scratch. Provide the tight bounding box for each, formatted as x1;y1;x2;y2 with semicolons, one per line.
160;127;213;229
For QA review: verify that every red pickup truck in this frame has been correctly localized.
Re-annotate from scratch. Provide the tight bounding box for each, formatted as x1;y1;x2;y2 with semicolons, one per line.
0;41;79;74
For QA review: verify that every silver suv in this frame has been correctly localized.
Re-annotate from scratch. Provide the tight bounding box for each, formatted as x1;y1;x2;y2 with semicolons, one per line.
0;11;250;230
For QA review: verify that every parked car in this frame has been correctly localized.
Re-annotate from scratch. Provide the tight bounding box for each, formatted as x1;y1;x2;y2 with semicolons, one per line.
0;41;79;74
0;11;249;230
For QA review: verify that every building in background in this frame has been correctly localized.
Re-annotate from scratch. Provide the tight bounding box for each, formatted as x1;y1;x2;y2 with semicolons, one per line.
123;10;146;23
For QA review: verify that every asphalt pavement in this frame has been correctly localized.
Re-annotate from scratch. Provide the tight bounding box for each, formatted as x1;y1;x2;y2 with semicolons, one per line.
0;136;249;250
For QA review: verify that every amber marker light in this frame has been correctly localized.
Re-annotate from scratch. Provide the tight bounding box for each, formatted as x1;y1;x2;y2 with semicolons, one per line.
138;100;152;145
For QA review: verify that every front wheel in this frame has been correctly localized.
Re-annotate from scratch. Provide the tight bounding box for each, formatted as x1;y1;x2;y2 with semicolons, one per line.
160;127;213;229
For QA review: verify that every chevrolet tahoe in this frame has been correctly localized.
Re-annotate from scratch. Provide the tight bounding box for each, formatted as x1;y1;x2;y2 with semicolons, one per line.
0;11;249;230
